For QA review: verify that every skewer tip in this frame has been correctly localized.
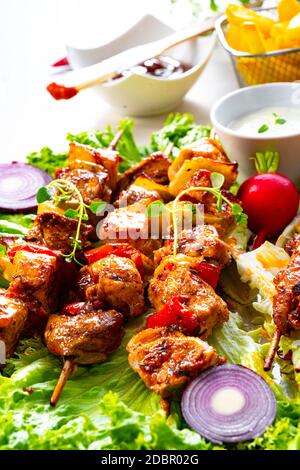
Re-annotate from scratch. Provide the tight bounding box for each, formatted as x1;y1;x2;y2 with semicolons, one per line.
50;358;75;407
264;328;282;371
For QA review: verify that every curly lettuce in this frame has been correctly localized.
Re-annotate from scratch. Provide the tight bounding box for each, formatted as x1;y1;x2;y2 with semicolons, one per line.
150;113;211;157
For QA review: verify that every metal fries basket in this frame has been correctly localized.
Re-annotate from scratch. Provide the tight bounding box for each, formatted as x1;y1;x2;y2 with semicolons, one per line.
215;7;300;87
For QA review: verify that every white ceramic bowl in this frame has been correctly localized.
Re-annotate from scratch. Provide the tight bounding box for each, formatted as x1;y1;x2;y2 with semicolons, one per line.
210;83;300;187
66;15;216;117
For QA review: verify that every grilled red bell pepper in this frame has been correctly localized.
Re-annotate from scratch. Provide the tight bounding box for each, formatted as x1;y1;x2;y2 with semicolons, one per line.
63;302;86;316
146;296;199;335
84;243;144;276
8;244;61;262
193;261;221;290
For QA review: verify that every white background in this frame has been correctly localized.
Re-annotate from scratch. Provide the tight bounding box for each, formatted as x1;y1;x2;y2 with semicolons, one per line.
0;0;240;162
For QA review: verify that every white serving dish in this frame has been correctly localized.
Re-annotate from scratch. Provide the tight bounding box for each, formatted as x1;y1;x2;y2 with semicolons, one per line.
210;82;300;187
66;14;216;117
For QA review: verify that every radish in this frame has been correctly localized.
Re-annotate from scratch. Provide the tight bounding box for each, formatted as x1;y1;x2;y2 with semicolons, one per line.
238;152;299;249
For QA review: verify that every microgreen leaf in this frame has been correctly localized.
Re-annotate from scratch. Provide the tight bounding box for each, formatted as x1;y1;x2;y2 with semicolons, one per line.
258;124;269;134
211;172;225;189
63;209;79;220
232;203;248;226
89;201;107;215
36;186;51;204
146;201;168;217
217;194;223;212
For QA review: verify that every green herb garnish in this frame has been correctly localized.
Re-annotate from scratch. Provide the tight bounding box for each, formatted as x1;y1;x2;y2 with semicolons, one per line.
273;113;287;125
37;179;106;264
258;124;269;134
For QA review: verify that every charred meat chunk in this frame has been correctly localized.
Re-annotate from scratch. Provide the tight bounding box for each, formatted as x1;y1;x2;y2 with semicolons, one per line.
117;152;171;192
273;239;300;333
26;212;93;253
68;142;120;192
45;303;124;365
127;327;222;397
154;224;230;267
149;255;229;338
78;254;145;317
0;290;28;358
56;167;111;204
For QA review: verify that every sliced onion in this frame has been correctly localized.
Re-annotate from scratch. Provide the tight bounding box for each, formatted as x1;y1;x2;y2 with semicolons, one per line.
0;163;52;212
181;364;277;444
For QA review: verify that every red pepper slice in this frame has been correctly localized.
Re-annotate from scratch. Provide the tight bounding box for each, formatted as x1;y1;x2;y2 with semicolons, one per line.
193;261;221;290
63;302;86;316
8;244;61;262
146;296;199;335
84;243;144;277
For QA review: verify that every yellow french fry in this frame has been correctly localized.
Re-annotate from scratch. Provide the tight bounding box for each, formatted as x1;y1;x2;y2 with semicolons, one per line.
265;37;278;52
278;0;300;22
285;26;300;41
226;4;274;36
242;22;267;54
226;24;243;50
270;21;289;38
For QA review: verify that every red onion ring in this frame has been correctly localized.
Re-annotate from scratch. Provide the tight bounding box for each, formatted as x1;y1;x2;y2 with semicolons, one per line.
181;364;277;444
0;163;52;212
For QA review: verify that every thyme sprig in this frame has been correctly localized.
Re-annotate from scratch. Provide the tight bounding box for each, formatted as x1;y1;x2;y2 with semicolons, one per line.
36;179;106;264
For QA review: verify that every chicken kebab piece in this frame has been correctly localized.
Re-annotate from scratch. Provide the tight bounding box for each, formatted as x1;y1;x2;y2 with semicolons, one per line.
26;132;123;251
166;138;242;239
100;151;172;259
148;253;229;338
127;327;224;398
264;234;300;371
127;226;230;396
0;243;76;357
0;289;28;358
168;137;238;195
45;300;124;406
78;243;146;317
46;241;148;405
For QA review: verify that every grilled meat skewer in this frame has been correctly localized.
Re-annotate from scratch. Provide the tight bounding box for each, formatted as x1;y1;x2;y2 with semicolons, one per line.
264;236;300;371
45;301;124;405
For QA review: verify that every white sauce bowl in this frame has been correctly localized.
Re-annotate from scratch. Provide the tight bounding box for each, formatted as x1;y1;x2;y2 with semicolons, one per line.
210;83;300;187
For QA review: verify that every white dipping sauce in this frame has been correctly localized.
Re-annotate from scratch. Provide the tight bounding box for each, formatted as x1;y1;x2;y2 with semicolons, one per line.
229;106;300;137
210;387;246;416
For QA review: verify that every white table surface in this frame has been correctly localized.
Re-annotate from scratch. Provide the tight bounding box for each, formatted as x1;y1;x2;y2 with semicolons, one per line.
0;0;239;163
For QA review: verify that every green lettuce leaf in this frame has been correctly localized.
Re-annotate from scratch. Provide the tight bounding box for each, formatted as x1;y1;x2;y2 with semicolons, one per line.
0;317;214;450
0;213;35;238
150;113;211;157
26;147;68;176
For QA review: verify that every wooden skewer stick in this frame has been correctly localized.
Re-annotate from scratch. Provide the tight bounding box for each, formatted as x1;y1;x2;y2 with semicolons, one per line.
47;15;219;100
50;358;75;407
109;129;125;151
264;328;282;371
